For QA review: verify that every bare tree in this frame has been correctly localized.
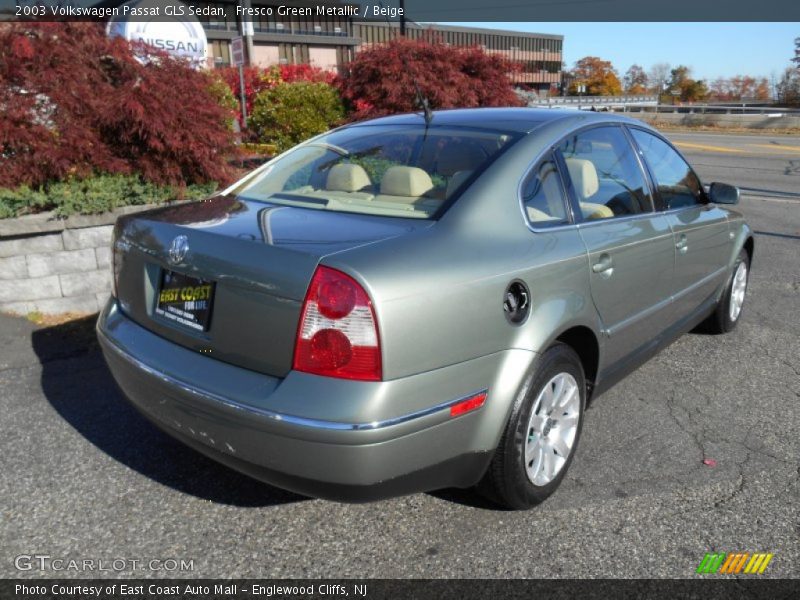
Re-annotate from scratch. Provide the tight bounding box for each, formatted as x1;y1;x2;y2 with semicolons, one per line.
648;62;671;94
777;67;800;105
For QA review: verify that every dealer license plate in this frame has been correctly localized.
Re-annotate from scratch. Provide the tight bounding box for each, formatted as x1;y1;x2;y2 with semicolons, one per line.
155;270;216;332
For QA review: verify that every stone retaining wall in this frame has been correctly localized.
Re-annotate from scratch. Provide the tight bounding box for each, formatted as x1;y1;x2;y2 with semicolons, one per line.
0;205;157;316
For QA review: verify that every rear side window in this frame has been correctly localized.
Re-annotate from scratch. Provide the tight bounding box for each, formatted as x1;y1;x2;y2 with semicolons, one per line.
558;126;654;221
521;155;569;228
630;129;705;209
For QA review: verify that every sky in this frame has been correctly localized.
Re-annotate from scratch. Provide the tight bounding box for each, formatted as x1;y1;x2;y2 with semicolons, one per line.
441;22;799;82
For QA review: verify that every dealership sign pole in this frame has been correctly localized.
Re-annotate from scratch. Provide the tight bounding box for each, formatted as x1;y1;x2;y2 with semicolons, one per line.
231;36;248;128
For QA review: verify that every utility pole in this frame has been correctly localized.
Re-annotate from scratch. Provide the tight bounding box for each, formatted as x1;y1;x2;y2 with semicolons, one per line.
240;0;255;66
399;0;406;36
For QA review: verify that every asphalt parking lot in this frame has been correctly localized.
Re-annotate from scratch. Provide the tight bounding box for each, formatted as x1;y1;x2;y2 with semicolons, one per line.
0;131;798;579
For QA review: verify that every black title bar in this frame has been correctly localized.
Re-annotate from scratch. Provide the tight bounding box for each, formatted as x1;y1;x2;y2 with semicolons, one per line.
3;579;800;600
3;0;800;22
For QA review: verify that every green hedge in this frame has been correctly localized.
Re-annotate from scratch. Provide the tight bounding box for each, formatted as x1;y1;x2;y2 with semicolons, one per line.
250;81;344;153
0;175;218;220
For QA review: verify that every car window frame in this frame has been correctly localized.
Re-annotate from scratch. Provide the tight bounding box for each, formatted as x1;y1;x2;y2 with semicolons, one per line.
518;150;576;231
517;121;677;233
552;122;658;225
623;124;710;212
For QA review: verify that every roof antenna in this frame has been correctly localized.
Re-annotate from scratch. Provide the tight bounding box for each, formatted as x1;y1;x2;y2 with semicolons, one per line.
413;80;433;126
376;0;433;126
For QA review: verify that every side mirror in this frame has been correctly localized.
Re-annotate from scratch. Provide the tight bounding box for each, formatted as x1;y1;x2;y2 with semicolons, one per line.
708;182;740;205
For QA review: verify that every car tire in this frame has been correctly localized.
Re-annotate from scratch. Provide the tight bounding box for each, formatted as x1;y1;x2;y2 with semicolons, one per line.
479;343;586;510
704;249;750;334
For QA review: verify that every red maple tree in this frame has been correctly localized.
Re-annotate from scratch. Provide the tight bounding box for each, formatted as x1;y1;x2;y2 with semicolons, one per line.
0;22;236;189
279;63;335;84
335;37;523;120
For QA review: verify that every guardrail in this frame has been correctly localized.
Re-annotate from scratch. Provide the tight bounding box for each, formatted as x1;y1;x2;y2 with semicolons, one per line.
619;104;800;115
520;94;659;107
522;100;800;116
518;90;800;115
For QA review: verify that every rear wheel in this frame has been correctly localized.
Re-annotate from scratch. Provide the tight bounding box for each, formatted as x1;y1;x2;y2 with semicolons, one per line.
705;249;750;334
479;343;586;509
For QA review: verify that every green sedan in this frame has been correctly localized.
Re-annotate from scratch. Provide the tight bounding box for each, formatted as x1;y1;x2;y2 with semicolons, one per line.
97;108;752;509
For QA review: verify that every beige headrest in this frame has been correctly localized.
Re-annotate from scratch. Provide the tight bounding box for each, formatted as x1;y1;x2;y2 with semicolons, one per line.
326;164;371;192
565;158;599;200
380;166;433;197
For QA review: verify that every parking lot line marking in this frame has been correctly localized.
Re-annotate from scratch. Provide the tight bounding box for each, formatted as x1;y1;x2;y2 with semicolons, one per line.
673;142;744;153
750;144;800;153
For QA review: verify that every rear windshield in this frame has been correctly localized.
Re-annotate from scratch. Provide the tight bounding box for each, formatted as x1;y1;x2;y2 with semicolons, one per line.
233;124;522;219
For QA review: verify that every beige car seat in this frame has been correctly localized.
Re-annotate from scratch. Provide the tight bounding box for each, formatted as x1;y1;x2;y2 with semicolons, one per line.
564;157;614;220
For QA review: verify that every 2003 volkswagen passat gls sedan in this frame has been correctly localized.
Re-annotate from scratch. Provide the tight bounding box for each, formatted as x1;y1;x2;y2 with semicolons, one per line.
98;108;752;509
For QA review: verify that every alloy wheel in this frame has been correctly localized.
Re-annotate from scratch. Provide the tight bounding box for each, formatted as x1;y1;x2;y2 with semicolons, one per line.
524;372;581;486
729;261;748;322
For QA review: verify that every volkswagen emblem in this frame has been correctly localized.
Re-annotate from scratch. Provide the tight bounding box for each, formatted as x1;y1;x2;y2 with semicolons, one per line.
168;235;189;264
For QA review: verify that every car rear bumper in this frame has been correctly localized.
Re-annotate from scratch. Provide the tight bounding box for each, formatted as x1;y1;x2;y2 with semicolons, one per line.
97;300;535;502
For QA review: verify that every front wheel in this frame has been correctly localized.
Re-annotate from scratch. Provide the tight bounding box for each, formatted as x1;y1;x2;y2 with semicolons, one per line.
479;343;586;509
705;249;750;334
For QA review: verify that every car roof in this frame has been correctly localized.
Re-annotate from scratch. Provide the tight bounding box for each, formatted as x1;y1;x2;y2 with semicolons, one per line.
344;107;643;134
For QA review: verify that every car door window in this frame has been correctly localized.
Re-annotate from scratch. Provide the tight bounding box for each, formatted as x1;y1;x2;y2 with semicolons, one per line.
558;126;654;221
630;129;705;210
520;154;570;228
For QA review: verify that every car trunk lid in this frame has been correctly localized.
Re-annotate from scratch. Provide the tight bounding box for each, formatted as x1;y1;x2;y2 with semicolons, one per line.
113;195;431;377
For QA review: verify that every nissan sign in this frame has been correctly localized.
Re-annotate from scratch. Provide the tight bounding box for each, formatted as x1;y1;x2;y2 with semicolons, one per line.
106;0;208;67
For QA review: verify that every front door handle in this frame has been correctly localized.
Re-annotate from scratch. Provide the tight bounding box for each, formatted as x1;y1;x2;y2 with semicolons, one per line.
592;254;614;274
676;234;688;254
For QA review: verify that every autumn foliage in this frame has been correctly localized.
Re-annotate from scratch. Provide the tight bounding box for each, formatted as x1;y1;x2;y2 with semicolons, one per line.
279;63;336;84
218;63;334;122
708;76;771;101
568;56;622;96
335;37;523;120
0;22;236;189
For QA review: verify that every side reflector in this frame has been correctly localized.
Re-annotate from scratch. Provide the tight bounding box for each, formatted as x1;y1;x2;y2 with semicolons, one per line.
449;392;487;418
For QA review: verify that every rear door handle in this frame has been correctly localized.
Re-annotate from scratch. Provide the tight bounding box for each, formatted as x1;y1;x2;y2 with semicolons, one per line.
676;234;688;254
592;254;614;274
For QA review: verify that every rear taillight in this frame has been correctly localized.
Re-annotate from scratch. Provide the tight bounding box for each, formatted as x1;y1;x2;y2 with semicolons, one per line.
293;266;382;381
